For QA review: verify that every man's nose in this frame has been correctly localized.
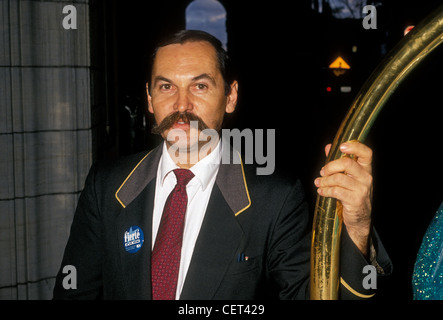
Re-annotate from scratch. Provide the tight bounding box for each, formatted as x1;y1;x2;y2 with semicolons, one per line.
174;90;193;113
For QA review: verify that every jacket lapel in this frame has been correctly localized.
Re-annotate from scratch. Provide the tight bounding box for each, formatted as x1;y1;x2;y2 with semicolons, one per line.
114;146;162;299
216;148;251;217
180;149;251;299
115;146;162;208
115;179;155;299
179;183;244;299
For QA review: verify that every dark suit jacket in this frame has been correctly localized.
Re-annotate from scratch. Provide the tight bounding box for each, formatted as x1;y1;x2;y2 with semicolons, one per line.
53;144;391;299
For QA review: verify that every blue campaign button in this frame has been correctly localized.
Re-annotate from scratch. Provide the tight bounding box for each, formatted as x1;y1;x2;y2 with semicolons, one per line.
124;226;144;253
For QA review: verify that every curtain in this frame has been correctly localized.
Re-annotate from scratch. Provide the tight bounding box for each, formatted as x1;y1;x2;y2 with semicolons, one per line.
0;0;104;299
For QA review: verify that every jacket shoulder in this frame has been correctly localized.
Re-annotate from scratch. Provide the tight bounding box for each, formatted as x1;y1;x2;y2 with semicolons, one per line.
88;147;160;195
243;163;304;194
240;163;308;221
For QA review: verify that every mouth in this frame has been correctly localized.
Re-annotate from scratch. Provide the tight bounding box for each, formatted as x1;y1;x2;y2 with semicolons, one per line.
172;118;190;130
172;114;191;129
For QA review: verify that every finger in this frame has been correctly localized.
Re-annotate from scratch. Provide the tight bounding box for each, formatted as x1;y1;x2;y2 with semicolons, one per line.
339;141;373;172
316;184;355;202
315;174;371;205
315;173;358;191
321;156;371;183
316;183;371;209
324;144;332;157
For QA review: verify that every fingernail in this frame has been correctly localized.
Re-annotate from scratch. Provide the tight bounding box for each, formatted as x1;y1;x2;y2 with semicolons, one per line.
340;143;349;151
314;178;321;186
320;168;325;176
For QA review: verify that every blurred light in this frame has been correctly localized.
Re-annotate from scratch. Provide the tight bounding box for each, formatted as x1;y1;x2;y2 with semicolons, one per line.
326;86;332;92
404;25;415;36
340;86;352;93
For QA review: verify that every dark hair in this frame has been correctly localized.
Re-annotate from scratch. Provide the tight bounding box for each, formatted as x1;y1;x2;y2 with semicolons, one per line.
148;30;235;95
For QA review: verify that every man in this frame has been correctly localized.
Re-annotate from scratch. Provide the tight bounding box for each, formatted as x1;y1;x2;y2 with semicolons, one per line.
53;30;391;299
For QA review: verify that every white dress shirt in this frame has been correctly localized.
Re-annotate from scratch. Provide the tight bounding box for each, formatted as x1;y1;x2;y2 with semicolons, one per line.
152;140;222;299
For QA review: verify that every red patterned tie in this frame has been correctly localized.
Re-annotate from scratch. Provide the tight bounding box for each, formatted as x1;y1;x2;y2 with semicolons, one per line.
151;168;194;300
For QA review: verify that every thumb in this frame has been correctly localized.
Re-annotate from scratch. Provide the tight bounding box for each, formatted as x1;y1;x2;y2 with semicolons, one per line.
324;144;332;157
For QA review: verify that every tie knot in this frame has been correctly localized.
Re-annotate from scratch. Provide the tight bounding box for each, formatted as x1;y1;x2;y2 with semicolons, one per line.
173;169;194;186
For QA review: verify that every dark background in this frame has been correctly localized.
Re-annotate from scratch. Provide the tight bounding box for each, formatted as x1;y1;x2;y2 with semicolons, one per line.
100;0;443;300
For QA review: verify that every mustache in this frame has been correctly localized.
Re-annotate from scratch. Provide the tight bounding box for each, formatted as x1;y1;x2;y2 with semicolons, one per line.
151;111;210;135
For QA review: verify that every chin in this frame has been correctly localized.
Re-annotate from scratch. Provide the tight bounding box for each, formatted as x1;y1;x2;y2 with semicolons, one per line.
165;128;197;150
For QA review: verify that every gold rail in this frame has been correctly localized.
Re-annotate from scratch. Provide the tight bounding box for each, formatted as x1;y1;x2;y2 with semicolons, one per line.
310;4;443;300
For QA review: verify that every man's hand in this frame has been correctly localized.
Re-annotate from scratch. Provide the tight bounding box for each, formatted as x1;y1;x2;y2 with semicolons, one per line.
314;141;373;257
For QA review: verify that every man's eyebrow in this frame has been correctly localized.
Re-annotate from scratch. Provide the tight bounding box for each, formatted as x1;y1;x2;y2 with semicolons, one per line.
152;73;217;86
192;73;217;86
153;76;172;86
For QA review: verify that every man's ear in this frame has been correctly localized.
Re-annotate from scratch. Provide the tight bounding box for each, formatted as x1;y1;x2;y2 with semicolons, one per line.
146;82;153;114
225;80;238;114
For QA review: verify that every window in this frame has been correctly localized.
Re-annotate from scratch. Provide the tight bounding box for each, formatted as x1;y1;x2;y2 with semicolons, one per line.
186;0;228;50
312;0;369;19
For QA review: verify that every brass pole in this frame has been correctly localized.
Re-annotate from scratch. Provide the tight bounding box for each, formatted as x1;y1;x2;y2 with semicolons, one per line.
310;5;443;300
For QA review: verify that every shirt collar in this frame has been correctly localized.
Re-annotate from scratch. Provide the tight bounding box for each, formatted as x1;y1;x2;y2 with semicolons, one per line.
159;140;222;191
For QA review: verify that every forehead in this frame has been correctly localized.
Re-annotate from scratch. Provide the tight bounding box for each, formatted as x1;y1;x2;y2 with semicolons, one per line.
152;41;220;78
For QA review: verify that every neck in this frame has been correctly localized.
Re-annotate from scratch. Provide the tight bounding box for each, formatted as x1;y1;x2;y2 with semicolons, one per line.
166;137;220;169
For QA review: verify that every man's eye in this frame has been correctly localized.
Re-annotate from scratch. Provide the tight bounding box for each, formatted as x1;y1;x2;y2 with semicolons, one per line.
160;84;172;90
195;83;208;90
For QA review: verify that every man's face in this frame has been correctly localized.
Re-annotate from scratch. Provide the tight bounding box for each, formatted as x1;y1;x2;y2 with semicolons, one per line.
147;41;238;151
